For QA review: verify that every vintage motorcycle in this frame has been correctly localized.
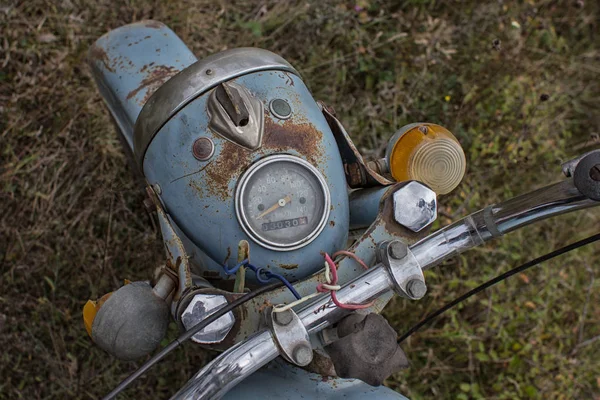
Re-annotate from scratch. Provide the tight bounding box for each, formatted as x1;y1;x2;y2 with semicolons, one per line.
84;21;600;399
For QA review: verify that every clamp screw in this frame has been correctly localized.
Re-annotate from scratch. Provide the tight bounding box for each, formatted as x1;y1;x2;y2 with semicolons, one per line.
273;310;293;326
389;241;407;260
406;279;427;299
292;343;313;366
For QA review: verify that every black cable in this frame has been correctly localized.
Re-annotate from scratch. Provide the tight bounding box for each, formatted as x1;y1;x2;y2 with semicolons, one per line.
397;232;600;344
103;281;282;400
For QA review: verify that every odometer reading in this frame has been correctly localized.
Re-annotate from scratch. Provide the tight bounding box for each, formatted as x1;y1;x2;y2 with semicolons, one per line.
262;217;308;232
236;155;330;251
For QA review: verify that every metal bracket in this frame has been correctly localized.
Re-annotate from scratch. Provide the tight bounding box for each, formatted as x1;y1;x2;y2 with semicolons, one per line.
269;308;313;367
377;240;427;300
146;185;192;301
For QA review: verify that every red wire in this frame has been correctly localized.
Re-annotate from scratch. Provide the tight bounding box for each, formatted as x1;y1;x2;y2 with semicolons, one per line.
317;252;375;310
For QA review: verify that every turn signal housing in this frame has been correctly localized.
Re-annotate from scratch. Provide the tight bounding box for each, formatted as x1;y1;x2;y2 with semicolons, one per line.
385;123;466;195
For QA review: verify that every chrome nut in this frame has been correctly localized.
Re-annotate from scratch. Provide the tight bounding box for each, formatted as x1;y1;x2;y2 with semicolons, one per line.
392;181;437;232
181;294;235;344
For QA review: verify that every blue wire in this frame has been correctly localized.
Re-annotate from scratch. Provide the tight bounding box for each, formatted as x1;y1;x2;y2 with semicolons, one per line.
222;259;301;300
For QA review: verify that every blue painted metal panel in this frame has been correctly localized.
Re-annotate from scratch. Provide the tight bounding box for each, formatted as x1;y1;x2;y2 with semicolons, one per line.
349;186;388;229
143;71;350;284
224;360;409;400
88;21;197;149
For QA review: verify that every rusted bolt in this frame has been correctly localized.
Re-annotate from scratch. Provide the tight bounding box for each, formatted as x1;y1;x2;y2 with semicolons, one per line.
418;125;429;134
590;164;600;182
192;137;215;161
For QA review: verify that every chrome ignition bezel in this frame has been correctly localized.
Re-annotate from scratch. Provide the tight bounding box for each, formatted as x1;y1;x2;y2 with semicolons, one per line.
235;154;331;252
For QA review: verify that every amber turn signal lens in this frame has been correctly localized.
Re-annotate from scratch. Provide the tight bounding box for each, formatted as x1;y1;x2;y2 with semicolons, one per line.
385;123;466;195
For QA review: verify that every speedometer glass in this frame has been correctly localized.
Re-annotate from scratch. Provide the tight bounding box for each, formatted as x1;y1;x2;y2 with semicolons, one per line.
235;155;330;251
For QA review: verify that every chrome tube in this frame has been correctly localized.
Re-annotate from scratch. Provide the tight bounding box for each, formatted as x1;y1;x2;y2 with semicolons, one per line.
173;178;597;400
410;179;597;271
172;330;279;399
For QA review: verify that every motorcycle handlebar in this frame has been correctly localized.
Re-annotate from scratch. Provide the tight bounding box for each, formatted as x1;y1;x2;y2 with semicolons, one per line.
172;178;598;400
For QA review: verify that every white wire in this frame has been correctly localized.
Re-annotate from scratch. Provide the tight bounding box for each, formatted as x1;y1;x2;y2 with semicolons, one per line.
273;261;337;312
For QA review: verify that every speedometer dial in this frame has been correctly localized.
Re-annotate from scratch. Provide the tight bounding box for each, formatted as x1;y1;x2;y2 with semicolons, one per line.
235;155;331;251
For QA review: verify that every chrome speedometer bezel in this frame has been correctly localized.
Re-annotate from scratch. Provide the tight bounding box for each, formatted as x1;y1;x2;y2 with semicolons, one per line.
235;154;331;251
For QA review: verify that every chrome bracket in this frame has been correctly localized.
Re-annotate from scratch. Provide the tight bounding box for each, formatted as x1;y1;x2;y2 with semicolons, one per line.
268;308;313;367
377;240;427;300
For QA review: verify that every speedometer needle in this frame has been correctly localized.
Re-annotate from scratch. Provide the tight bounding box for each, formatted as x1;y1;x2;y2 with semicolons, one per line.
256;195;292;219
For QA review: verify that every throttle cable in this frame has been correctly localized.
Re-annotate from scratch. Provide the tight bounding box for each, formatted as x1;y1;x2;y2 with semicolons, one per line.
397;232;600;344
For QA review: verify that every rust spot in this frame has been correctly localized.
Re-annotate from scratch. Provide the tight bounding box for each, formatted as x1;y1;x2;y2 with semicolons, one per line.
126;65;180;106
257;299;273;313
203;140;253;200
279;264;299;270
283;72;295;86
145;20;163;29
305;350;336;377
89;44;114;73
329;220;335;227
263;118;325;166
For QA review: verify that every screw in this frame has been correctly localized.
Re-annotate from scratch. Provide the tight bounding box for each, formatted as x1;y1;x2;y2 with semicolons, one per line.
406;279;427;299
389;241;407;260
292;344;313;366
590;164;600;182
418;125;429;134
205;69;213;75
273;310;293;326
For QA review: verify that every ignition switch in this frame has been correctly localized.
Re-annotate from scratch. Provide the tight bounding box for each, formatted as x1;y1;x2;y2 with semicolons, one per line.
215;83;250;127
207;81;264;150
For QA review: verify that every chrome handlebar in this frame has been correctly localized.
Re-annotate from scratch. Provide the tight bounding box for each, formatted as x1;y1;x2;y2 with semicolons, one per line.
172;178;598;400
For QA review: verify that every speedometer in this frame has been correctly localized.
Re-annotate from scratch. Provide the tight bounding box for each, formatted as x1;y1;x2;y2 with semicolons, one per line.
235;155;331;251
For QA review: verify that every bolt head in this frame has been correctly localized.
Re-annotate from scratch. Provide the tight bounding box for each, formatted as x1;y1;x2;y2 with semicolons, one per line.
273;309;293;326
389;241;407;260
292;344;313;366
392;181;437;232
181;294;235;344
406;279;427;299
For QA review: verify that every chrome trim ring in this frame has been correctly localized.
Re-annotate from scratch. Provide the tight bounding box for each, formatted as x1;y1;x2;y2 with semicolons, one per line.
133;48;300;168
235;154;331;252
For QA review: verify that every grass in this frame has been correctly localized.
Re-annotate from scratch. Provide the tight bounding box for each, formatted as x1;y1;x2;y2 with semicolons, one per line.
1;0;599;399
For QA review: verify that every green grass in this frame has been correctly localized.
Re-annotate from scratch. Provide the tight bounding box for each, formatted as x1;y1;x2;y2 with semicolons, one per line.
1;1;599;399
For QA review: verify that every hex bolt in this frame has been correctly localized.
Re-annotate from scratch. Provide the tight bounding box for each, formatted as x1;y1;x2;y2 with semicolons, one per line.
292;343;313;366
590;164;600;182
273;310;293;326
406;279;427;299
389;241;407;260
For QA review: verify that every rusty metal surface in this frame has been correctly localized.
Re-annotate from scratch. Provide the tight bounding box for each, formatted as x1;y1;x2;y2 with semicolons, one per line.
142;71;350;285
146;186;192;301
133;48;301;168
88;20;198;152
321;104;394;188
